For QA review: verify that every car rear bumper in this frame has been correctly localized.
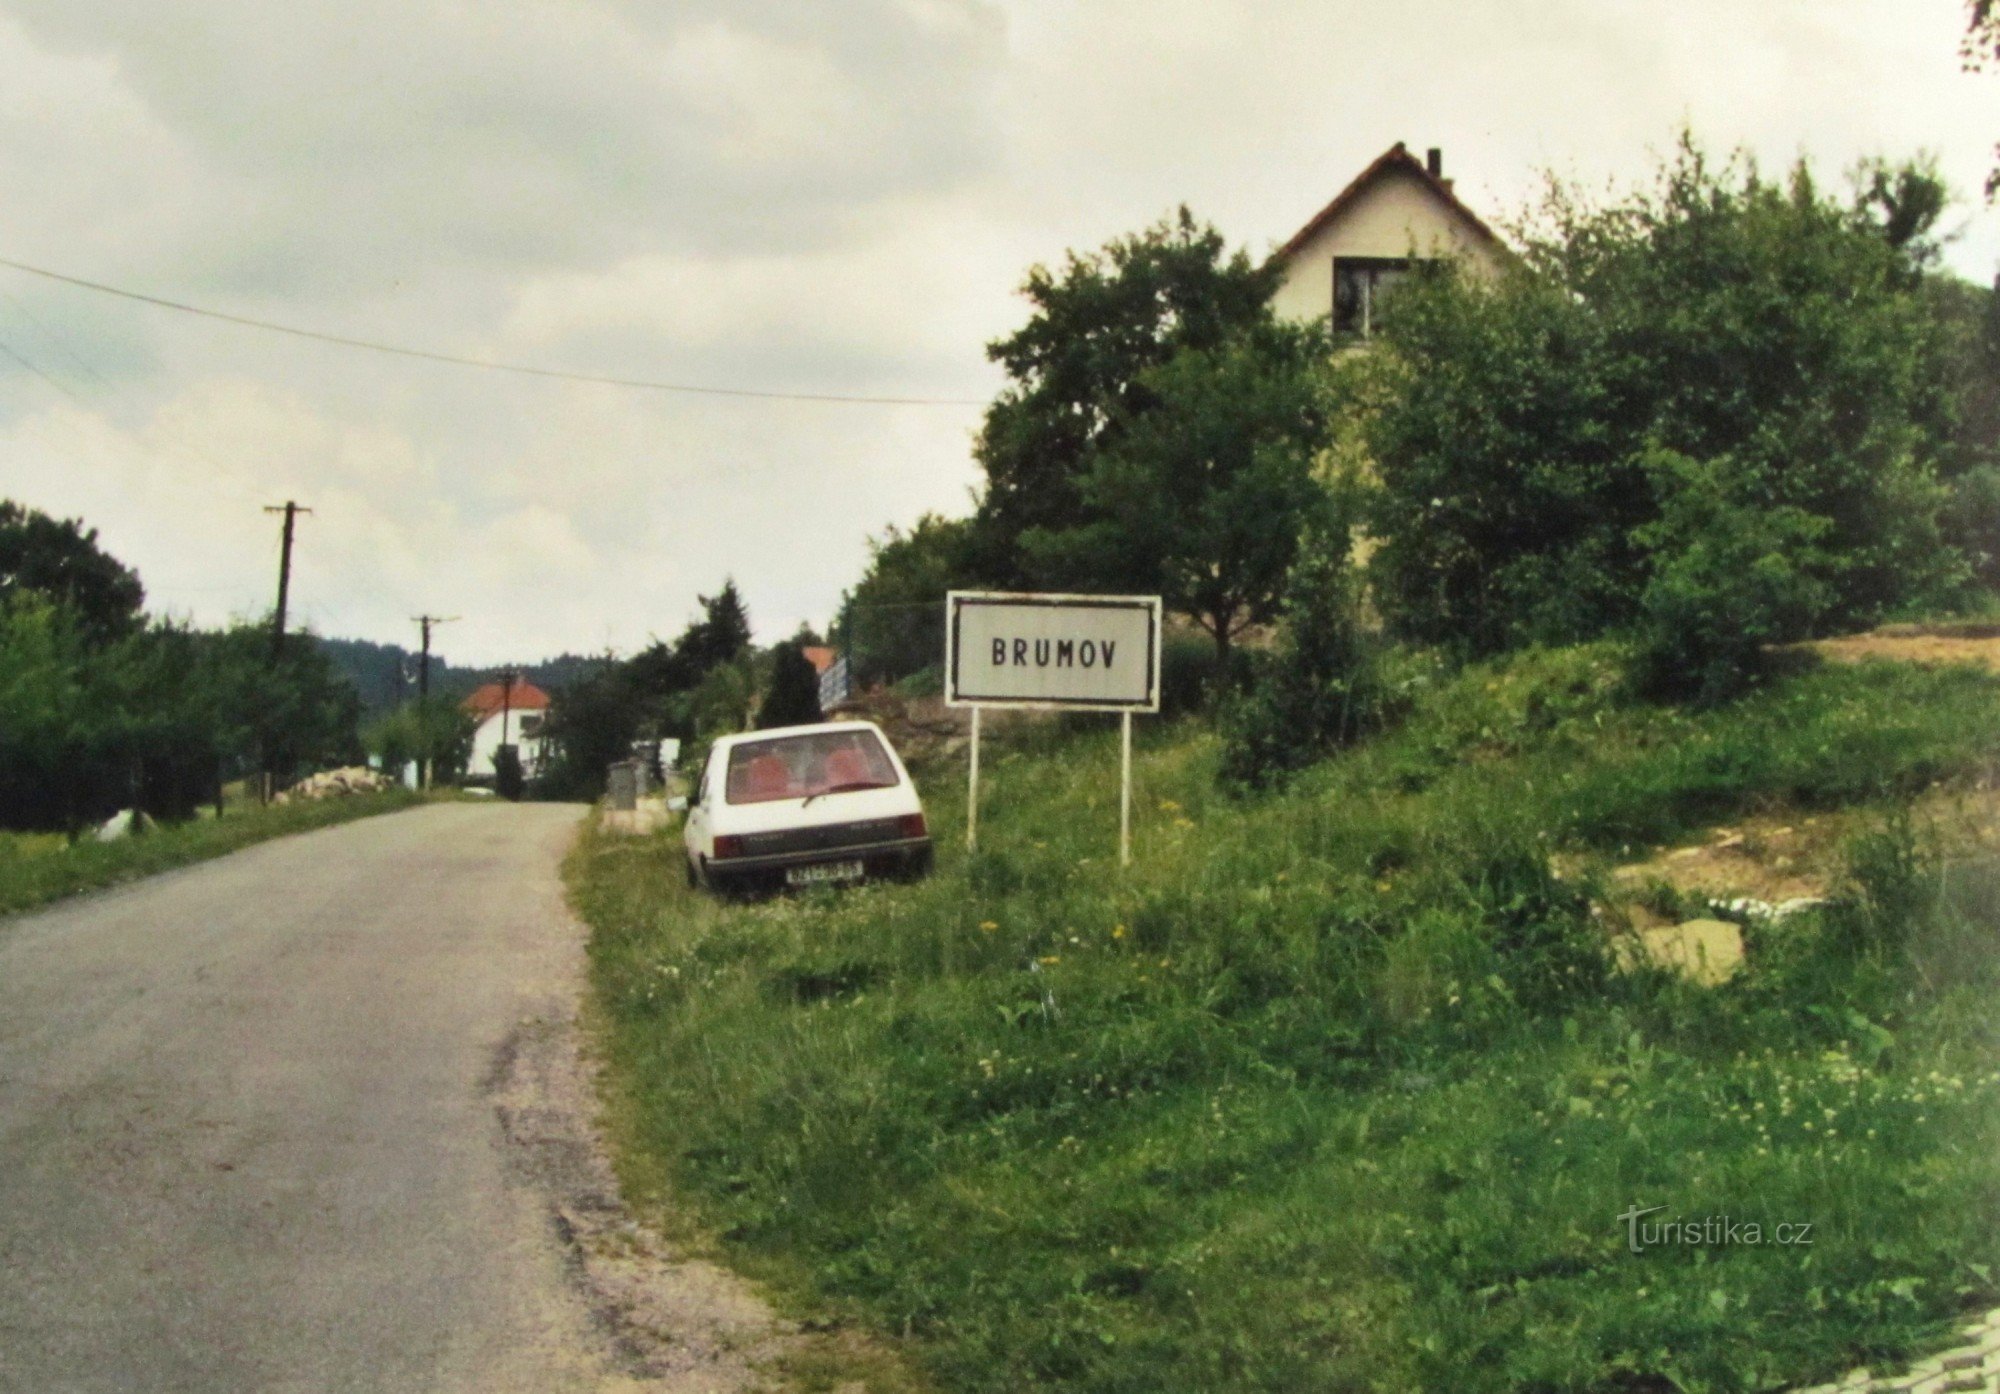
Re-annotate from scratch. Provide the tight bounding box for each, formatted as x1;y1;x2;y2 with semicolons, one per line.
705;836;933;890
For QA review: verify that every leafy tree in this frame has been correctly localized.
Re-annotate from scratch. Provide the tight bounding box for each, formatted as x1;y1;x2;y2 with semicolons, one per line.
835;513;975;687
1029;319;1332;670
689;656;758;740
1628;451;1836;705
671;580;753;681
1219;493;1385;790
758;642;824;728
1367;139;1961;655
1966;0;2000;198
542;581;757;799
972;209;1279;585
536;661;641;800
363;701;476;784
0;501;143;646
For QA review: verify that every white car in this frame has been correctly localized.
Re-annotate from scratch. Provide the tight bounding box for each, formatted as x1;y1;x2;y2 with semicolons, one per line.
682;721;933;894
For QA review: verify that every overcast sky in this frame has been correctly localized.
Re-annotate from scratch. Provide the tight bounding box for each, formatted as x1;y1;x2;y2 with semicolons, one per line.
0;0;1991;667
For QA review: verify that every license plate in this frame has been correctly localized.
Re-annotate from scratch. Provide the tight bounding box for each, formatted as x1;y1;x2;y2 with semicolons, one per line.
786;860;864;887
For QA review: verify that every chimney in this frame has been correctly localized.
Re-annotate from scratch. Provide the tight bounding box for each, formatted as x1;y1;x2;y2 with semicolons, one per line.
1426;147;1443;178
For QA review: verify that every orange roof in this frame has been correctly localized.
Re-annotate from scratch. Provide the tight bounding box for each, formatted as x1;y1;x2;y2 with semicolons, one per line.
1273;142;1507;265
462;677;551;719
802;645;838;675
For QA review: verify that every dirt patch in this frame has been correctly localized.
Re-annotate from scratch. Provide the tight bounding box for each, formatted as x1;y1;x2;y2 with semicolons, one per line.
1598;783;2000;928
1805;623;2000;674
487;1003;911;1392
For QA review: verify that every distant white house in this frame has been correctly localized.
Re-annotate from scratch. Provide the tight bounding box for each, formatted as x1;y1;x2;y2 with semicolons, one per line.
1270;143;1510;338
462;677;551;781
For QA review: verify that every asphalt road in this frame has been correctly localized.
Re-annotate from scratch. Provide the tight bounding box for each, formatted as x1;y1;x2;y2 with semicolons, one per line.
0;801;637;1393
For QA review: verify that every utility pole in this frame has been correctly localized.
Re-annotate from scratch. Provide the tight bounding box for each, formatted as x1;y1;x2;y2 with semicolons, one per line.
497;667;521;800
263;501;311;662
498;667;520;748
410;615;458;790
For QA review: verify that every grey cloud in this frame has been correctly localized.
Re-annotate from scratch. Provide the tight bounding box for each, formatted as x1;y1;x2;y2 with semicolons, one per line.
4;0;1007;298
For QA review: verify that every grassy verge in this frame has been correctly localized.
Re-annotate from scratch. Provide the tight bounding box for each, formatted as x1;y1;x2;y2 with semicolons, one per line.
0;789;426;918
573;651;2000;1392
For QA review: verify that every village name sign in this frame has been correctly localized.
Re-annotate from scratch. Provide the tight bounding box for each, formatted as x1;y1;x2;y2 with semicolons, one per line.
946;591;1162;864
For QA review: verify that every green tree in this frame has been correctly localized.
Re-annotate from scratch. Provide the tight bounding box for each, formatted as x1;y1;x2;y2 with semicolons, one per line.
1218;492;1385;790
972;208;1279;585
541;580;758;800
1367;139;1961;654
1966;0;2000;198
757;642;824;728
1028;320;1332;670
364;701;476;785
835;513;974;687
0;501;144;646
535;661;639;800
1628;450;1836;705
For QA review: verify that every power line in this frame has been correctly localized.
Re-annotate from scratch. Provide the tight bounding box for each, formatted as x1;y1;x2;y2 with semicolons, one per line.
0;254;989;408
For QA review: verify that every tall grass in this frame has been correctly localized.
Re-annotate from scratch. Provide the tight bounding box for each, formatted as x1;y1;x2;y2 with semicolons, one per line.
0;790;423;919
574;652;2000;1392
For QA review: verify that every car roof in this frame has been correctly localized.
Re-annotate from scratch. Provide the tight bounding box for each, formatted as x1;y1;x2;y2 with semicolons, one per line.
712;721;883;750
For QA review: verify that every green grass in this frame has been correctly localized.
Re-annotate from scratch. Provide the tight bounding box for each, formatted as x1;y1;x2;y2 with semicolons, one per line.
0;789;425;918
573;651;2000;1392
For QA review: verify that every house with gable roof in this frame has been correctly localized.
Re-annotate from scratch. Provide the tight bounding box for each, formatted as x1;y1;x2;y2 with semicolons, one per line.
1270;142;1509;338
462;675;551;782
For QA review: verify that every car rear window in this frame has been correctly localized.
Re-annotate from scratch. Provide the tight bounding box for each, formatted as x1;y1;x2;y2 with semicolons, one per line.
724;729;901;805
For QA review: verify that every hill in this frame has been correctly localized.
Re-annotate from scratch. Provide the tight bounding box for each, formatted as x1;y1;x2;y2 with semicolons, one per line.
314;636;609;719
571;646;2000;1392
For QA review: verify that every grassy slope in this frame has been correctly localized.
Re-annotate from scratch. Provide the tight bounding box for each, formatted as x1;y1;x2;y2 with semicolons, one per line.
0;790;425;919
574;651;2000;1393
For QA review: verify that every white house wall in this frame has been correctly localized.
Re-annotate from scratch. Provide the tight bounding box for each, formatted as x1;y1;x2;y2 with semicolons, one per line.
1272;166;1507;327
468;710;548;778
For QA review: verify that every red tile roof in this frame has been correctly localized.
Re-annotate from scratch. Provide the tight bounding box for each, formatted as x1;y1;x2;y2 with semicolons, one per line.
462;678;551;719
802;645;838;675
1273;142;1507;265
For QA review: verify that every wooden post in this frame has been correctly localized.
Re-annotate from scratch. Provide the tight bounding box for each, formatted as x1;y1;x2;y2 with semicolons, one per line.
967;705;982;852
1119;709;1132;868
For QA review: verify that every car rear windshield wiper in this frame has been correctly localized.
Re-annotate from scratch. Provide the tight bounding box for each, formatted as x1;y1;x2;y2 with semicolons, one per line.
800;780;892;808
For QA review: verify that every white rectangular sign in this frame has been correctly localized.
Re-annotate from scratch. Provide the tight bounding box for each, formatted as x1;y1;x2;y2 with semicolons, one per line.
946;592;1162;712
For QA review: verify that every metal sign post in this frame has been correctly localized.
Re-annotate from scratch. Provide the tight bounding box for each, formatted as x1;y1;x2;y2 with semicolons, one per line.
967;704;982;851
945;591;1161;868
1119;710;1132;867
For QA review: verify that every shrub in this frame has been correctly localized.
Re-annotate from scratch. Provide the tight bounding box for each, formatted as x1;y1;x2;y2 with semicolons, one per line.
1219;499;1385;790
1367;138;1963;654
1628;450;1837;704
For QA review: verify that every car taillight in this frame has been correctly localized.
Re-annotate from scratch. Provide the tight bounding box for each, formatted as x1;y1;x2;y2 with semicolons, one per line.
897;812;927;839
713;834;745;860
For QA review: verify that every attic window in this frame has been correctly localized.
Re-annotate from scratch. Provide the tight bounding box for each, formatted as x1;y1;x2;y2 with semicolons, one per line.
1333;256;1412;337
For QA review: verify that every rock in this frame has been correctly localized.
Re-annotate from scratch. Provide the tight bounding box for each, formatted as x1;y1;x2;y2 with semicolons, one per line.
282;765;395;802
1615;918;1744;986
95;808;150;842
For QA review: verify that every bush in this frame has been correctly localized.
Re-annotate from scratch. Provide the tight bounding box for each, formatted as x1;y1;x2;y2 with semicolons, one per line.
757;642;823;728
1367;138;1963;654
1628;450;1836;704
1219;499;1385;790
1158;633;1223;717
1942;464;2000;591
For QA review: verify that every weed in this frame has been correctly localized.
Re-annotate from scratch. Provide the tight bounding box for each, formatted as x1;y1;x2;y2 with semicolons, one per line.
574;652;2000;1392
